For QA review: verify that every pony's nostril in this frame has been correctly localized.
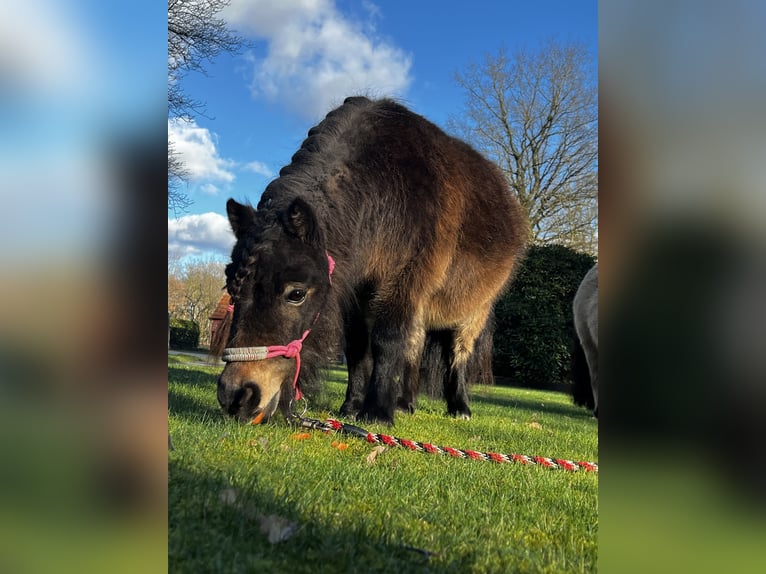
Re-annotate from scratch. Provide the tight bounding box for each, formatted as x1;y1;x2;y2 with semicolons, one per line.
241;381;261;406
217;375;268;422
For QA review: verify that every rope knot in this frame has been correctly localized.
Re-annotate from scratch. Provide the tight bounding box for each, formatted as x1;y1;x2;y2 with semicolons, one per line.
283;339;303;358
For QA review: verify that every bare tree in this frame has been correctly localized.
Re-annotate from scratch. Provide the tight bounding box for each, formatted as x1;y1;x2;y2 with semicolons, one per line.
168;140;192;215
168;273;186;318
168;0;243;213
449;40;598;253
169;258;227;348
168;0;242;119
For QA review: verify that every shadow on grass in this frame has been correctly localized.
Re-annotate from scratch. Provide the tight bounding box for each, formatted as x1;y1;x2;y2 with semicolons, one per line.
469;388;596;420
168;460;447;573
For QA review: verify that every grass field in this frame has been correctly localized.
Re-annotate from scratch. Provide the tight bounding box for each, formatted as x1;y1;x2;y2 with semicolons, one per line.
169;354;598;573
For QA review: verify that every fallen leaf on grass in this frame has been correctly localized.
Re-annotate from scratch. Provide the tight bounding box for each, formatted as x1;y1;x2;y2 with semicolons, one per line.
219;487;240;506
258;514;300;544
290;432;312;440
526;422;543;430
366;445;387;465
331;441;349;450
218;488;299;544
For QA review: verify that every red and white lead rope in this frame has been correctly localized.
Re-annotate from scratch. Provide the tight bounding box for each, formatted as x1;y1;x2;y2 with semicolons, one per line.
293;417;598;473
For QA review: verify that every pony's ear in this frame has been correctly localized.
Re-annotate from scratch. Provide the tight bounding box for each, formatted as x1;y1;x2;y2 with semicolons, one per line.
282;198;322;245
226;199;257;239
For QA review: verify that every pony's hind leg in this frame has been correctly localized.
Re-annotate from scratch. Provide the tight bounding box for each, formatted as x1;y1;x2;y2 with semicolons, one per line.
396;320;427;415
444;341;472;419
445;310;492;419
396;362;420;414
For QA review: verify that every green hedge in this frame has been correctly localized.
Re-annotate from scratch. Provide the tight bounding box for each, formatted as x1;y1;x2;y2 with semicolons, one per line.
493;244;595;389
170;318;200;350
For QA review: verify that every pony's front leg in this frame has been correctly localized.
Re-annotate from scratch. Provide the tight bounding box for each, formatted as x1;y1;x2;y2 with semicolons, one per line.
339;307;371;419
360;319;408;425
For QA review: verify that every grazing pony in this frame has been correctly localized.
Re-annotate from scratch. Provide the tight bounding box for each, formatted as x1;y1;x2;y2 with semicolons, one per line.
212;97;527;425
572;264;598;417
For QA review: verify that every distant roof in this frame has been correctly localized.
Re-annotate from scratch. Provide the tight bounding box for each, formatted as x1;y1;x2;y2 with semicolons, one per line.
209;293;232;321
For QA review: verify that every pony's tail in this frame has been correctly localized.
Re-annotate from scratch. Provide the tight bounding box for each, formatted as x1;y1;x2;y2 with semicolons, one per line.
571;336;595;411
209;296;233;358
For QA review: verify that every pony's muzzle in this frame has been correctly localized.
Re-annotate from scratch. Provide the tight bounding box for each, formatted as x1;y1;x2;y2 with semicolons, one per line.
217;375;262;422
216;362;286;424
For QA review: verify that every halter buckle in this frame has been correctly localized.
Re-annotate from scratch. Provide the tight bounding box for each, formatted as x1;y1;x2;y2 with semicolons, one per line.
288;396;308;419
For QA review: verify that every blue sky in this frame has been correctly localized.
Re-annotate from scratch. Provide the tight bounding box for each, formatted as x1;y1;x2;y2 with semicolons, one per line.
168;0;597;262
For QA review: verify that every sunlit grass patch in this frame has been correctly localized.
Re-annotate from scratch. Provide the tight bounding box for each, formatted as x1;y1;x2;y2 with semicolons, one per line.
169;360;597;573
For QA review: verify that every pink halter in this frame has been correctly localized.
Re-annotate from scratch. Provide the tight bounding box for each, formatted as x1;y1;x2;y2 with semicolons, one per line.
221;252;335;402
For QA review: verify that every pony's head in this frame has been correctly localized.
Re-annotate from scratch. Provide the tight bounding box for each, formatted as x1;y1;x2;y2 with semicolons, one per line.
213;197;334;423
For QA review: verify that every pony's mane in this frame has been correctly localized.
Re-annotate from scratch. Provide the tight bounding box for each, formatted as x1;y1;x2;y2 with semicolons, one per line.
258;97;405;214
279;97;373;178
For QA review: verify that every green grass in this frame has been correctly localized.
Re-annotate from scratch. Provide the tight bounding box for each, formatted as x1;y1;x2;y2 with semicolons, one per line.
169;359;598;573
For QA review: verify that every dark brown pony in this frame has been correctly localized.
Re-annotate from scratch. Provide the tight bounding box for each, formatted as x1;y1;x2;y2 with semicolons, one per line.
212;97;527;425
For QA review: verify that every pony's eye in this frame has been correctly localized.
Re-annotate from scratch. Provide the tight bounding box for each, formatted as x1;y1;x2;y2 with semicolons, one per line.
286;288;307;305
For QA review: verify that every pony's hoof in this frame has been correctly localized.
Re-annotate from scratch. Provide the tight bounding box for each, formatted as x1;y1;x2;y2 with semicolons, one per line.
338;402;360;421
448;406;472;420
359;405;395;426
396;397;416;414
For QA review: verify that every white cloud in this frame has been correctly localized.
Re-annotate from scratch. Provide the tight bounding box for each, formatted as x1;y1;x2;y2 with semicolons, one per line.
200;183;220;195
361;0;382;21
168;118;236;183
168;212;236;259
224;0;412;119
243;160;274;177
